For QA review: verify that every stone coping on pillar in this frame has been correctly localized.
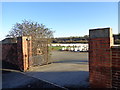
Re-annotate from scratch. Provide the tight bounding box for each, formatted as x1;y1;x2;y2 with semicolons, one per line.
89;27;112;38
111;45;120;49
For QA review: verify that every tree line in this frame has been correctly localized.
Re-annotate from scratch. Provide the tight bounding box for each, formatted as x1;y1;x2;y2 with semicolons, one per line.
6;20;120;44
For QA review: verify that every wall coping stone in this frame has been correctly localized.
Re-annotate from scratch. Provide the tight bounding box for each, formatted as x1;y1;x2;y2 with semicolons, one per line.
111;45;120;48
89;27;113;38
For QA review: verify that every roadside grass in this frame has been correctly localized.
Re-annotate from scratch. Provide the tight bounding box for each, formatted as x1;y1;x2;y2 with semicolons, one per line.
49;46;78;51
49;46;63;51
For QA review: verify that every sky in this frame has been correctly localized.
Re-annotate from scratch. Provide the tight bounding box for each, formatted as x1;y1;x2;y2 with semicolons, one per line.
1;2;118;40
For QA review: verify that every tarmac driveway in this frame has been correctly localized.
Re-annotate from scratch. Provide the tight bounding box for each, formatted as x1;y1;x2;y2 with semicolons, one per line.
2;69;65;89
25;51;89;89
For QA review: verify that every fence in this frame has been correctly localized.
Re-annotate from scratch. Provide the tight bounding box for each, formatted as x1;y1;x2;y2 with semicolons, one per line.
89;28;120;89
30;38;49;67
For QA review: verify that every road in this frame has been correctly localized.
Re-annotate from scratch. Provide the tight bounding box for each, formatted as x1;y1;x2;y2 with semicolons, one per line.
25;51;89;88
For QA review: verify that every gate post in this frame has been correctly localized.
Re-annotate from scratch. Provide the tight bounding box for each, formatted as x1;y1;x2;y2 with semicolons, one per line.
17;36;32;71
89;28;113;88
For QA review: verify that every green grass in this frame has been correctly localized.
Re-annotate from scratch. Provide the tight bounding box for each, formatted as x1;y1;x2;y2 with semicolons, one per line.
49;46;80;51
49;46;63;51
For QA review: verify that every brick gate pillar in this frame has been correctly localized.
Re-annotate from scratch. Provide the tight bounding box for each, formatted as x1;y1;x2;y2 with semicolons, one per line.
111;45;120;89
89;28;114;88
17;36;32;71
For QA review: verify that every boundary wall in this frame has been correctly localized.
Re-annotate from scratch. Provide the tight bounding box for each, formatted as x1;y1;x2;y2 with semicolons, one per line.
89;28;120;89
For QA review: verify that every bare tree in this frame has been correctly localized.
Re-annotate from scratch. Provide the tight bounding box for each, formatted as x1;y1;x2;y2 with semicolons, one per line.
6;20;54;38
6;20;54;56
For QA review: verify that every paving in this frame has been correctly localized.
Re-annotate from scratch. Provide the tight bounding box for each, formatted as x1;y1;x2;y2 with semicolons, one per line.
25;51;89;88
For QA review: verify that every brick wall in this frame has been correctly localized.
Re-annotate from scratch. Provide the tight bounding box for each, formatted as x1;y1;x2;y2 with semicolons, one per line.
89;28;113;88
17;37;24;71
2;36;32;71
2;43;18;66
17;36;32;71
111;46;120;89
89;28;120;88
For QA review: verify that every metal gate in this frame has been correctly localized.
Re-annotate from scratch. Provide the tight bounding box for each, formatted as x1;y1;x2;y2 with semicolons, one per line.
28;38;50;67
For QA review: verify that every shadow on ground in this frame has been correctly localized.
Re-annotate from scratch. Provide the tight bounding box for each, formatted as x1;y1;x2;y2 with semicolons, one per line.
2;70;66;89
2;51;89;89
52;59;88;64
2;68;89;89
2;61;89;89
26;71;89;89
2;61;20;73
2;61;66;89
